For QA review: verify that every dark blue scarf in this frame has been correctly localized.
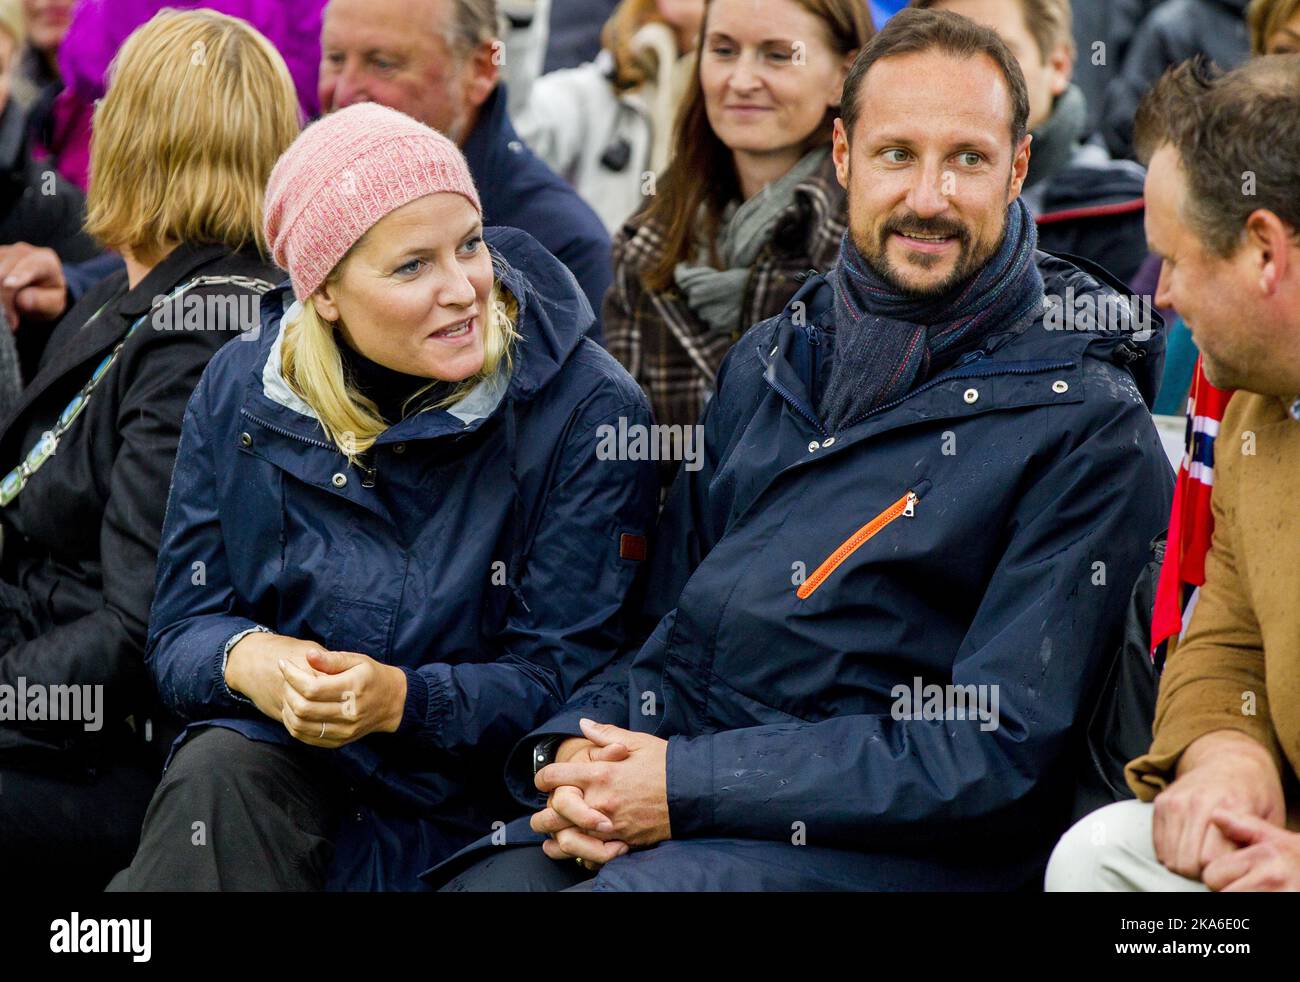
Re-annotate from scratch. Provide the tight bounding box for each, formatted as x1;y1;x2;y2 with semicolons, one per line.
819;197;1045;433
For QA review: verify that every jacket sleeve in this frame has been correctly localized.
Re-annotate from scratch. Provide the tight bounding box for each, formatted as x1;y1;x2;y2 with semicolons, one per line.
0;328;236;726
403;385;659;763
665;397;1175;849
64;252;126;304
144;366;265;721
1100;5;1182;161
498;341;750;806
1125;403;1287;796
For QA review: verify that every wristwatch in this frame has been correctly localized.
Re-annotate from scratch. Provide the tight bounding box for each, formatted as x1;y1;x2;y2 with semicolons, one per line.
532;735;565;776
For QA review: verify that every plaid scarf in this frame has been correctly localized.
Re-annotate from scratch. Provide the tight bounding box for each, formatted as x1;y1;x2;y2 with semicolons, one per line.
820;197;1044;433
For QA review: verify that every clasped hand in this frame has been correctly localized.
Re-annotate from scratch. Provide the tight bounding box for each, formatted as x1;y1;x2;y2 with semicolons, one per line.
225;632;407;748
531;718;671;868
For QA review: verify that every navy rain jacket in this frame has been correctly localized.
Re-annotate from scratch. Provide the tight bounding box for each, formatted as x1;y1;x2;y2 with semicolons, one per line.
145;228;658;890
428;251;1176;891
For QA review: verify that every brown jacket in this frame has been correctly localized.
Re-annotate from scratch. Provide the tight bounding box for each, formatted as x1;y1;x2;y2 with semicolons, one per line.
603;150;846;441
1126;391;1300;821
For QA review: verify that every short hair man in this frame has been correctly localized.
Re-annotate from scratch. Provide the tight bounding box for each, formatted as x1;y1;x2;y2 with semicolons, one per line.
425;9;1173;892
916;0;1150;285
320;0;612;338
1048;56;1300;892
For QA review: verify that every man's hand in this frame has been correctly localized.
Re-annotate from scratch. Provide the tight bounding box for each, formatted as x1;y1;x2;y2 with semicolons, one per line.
531;734;631;867
0;243;68;328
534;718;670;863
278;648;407;748
1152;730;1286;879
1202;811;1300;891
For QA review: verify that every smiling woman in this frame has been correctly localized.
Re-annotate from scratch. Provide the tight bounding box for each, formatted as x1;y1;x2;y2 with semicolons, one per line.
281;188;519;465
109;102;660;893
604;0;874;469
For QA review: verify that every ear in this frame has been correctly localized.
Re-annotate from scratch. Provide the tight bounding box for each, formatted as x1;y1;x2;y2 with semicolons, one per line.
311;280;342;324
832;117;851;191
1243;208;1294;296
1047;41;1073;98
463;38;502;112
1008;133;1032;200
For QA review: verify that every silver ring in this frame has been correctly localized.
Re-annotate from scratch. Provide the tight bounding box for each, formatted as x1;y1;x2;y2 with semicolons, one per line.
319;721;326;739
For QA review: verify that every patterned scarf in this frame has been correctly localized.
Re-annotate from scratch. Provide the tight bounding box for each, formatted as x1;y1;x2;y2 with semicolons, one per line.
819;197;1045;434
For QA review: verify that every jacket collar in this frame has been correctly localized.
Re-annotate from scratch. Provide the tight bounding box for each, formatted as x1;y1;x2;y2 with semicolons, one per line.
116;241;236;317
255;296;510;443
460;84;517;191
755;249;1163;446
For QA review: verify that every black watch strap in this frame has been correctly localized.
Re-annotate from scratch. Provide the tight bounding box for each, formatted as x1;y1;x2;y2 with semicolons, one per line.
532;735;565;776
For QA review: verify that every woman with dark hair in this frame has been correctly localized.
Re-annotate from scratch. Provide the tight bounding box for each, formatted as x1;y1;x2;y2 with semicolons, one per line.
605;0;871;469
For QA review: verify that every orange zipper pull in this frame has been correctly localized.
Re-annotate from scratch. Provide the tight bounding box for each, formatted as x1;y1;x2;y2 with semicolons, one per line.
797;489;919;600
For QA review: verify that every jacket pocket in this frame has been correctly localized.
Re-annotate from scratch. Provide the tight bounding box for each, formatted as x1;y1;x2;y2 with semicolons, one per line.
796;487;922;600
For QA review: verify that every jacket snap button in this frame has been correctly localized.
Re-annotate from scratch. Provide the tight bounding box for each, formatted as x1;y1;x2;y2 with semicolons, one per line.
963;387;979;404
238;432;252;448
331;472;347;488
808;440;821;452
822;437;836;447
1052;379;1069;394
392;443;406;454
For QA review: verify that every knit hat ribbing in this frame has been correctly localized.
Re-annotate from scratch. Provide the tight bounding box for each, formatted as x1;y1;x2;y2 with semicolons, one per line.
263;103;482;300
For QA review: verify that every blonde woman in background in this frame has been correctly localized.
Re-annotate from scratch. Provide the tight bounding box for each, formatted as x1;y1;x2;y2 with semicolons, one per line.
515;0;704;232
0;8;298;889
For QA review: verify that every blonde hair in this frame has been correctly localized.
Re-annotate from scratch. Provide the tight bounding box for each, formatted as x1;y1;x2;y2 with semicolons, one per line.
0;0;25;51
85;9;301;259
281;257;520;464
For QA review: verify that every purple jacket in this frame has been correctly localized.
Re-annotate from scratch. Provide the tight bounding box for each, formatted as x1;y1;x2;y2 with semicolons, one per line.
41;0;324;188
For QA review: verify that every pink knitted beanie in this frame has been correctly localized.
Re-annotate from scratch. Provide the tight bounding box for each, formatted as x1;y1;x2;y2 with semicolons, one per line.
263;103;482;300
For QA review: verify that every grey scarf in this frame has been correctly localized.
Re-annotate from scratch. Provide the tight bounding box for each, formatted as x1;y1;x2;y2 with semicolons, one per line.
674;146;829;335
1023;84;1088;196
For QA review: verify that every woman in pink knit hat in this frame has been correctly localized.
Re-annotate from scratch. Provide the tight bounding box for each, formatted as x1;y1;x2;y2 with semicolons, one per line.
109;103;658;892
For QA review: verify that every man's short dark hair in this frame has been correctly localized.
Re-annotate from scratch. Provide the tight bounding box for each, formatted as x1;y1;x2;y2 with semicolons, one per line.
1135;56;1300;257
840;7;1030;149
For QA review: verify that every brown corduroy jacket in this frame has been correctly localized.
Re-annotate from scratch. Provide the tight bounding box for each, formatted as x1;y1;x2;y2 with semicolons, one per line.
1126;391;1300;826
603;150;847;442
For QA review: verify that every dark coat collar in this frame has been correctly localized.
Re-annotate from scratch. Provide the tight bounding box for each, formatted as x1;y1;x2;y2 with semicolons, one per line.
117;241;236;317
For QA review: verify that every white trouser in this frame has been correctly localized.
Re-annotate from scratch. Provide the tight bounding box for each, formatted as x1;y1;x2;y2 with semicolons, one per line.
1045;800;1210;892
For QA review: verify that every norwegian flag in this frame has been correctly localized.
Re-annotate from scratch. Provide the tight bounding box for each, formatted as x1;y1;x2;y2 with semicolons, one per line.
1151;357;1234;657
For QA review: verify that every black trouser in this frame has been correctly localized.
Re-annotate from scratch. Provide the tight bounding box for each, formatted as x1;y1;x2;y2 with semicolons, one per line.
0;748;159;891
108;726;344;891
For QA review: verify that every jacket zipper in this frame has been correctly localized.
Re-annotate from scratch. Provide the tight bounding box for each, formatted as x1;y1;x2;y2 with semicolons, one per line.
241;409;337;451
243;410;380;487
796;490;918;600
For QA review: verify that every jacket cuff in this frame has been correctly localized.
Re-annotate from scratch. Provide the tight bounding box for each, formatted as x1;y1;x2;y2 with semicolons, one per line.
502;703;626;808
1125;723;1288;800
218;625;270;708
397;667;430;737
665;732;716;839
